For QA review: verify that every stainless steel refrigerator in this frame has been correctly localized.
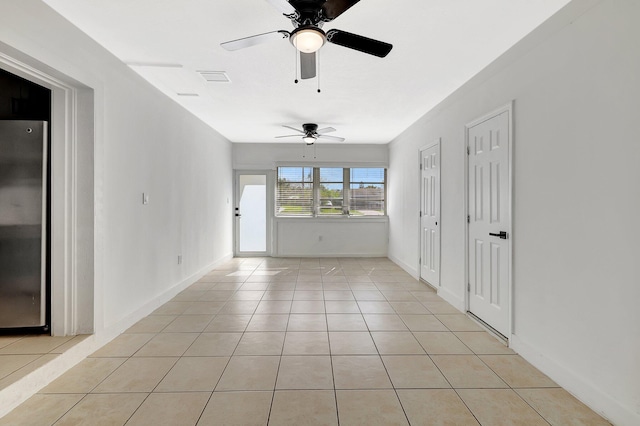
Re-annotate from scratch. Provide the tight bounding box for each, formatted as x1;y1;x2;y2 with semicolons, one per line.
0;120;47;329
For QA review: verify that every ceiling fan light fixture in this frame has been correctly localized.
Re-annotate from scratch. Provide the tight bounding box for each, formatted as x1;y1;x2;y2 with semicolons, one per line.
303;135;316;145
291;27;326;53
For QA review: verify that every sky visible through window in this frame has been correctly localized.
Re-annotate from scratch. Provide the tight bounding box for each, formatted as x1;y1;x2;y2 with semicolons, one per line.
278;167;312;182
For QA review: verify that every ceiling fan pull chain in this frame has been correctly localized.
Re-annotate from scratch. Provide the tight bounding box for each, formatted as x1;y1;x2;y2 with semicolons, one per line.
314;142;317;159
294;37;299;83
302;143;306;158
317;50;321;93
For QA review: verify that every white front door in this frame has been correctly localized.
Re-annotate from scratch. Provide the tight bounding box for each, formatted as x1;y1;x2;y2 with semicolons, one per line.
235;172;268;255
467;107;511;337
420;142;440;286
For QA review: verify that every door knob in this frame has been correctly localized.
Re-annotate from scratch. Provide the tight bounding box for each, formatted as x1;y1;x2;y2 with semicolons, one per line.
235;213;241;217
489;231;508;239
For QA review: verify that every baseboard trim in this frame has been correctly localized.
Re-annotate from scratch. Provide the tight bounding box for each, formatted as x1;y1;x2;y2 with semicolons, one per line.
388;255;418;279
510;334;635;426
436;286;465;312
0;335;100;419
273;253;388;258
0;253;233;419
102;253;233;335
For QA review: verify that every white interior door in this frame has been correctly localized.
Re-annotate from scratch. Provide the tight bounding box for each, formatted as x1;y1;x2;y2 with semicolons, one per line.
420;142;440;286
235;172;268;255
467;108;511;336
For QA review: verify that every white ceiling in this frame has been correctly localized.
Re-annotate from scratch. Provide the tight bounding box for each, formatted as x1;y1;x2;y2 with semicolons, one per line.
43;0;571;144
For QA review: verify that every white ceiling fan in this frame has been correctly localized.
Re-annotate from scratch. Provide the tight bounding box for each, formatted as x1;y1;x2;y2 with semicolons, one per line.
276;123;345;144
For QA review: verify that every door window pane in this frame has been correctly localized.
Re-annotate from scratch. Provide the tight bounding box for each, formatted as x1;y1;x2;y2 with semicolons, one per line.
239;175;266;251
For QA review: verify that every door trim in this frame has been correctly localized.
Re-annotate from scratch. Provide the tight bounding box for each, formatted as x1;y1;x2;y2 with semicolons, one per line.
418;139;441;287
0;48;95;336
233;170;273;257
464;101;514;339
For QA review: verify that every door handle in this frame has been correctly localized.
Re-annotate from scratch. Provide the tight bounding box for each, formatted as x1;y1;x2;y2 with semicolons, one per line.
235;213;241;217
489;231;508;239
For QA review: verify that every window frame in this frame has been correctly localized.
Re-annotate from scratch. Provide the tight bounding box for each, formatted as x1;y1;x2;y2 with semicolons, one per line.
348;168;387;217
315;167;348;216
275;166;314;216
275;166;387;218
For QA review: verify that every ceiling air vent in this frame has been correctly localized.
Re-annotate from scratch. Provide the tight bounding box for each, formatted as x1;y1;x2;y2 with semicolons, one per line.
198;71;231;83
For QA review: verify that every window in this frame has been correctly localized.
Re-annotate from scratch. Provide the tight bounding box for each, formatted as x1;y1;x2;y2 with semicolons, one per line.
276;167;313;216
276;166;386;217
318;168;344;216
349;168;386;216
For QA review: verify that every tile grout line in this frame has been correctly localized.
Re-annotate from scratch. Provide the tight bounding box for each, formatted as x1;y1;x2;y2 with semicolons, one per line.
419;335;485;426
264;263;292;426
189;305;247;426
324;284;341;426
473;350;554;425
373;286;429;426
134;260;255;425
124;334;189;423
385;288;479;424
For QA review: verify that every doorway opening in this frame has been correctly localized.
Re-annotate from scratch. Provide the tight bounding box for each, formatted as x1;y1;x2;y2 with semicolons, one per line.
0;45;95;336
0;69;51;334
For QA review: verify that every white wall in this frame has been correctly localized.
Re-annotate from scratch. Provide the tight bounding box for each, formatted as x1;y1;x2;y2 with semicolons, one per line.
234;142;389;257
0;2;233;415
233;142;388;169
275;218;388;257
0;1;233;334
388;1;639;424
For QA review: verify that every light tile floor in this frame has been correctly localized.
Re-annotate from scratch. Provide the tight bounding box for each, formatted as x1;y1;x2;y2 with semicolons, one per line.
0;257;610;425
0;333;87;392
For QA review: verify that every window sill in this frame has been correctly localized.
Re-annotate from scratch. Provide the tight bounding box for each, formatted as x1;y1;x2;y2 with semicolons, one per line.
274;215;388;222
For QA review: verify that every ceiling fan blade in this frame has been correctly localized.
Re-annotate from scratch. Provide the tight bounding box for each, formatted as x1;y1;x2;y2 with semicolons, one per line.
326;29;392;58
300;52;316;79
322;0;361;20
275;134;302;138
265;0;297;15
221;30;289;51
282;125;304;134
318;134;345;142
316;127;337;134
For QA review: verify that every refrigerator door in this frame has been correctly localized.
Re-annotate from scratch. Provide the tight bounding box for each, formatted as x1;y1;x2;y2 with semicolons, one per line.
0;120;47;328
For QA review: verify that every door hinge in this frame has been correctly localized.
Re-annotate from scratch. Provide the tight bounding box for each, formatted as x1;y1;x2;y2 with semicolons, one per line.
467;215;470;223
419;211;422;217
468;283;471;292
419;162;422;170
419;257;421;264
467;146;470;155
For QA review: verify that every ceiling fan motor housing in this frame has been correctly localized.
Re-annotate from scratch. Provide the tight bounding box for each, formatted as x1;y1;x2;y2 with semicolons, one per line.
302;123;319;133
301;123;317;144
289;0;329;25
